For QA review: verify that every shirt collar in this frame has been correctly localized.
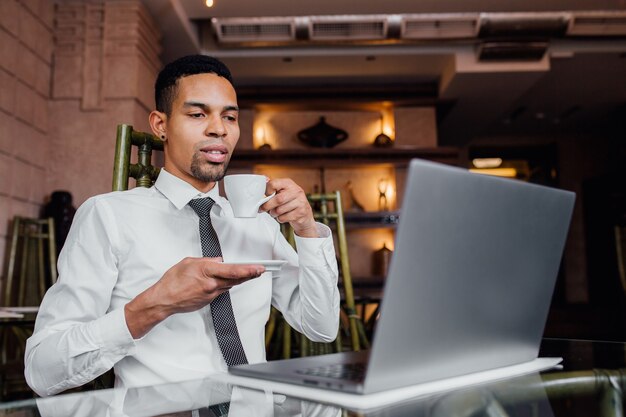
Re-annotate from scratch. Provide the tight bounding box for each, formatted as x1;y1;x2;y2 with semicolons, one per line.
154;169;222;210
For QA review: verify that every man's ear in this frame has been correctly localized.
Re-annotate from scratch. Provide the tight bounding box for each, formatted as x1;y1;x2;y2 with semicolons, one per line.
149;110;168;141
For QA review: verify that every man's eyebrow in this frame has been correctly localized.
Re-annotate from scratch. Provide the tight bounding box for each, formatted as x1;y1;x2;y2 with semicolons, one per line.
183;101;239;112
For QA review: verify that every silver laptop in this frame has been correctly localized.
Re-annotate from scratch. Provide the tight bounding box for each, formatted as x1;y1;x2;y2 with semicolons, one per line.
230;159;575;394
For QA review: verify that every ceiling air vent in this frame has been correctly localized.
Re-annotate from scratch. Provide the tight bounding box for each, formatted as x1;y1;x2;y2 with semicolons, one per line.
478;13;570;38
212;18;295;43
309;16;388;41
568;12;626;36
401;14;479;39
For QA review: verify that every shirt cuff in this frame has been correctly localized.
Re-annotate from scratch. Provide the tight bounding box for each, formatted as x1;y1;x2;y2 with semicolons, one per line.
90;306;136;356
294;223;336;267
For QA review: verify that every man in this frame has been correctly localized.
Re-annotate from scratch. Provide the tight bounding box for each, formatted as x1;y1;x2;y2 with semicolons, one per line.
25;55;340;397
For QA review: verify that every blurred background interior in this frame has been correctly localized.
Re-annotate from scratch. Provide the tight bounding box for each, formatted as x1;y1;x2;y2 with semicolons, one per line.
0;0;625;400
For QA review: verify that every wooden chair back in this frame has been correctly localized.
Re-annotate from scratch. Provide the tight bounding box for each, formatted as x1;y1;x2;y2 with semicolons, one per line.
266;191;369;359
308;191;367;352
1;217;57;400
3;217;57;307
113;124;163;191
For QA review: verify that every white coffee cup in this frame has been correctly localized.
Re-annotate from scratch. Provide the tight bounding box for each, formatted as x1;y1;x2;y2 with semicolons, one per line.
224;174;275;218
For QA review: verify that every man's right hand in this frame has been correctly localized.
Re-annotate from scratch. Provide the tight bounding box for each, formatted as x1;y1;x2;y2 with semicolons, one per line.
124;258;265;339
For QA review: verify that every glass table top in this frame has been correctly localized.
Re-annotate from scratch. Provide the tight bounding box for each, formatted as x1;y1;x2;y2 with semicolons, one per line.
1;338;625;417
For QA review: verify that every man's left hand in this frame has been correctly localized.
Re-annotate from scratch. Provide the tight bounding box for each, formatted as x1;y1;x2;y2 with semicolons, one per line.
261;178;318;238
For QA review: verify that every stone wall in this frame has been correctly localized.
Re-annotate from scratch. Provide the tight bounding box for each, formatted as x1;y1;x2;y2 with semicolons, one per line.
0;0;55;271
49;0;161;205
0;0;161;282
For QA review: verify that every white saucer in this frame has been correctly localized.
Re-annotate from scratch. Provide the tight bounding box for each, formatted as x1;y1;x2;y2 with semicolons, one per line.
226;260;288;271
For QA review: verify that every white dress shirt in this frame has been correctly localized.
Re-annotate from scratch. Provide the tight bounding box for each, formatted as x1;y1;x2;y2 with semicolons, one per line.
25;170;340;397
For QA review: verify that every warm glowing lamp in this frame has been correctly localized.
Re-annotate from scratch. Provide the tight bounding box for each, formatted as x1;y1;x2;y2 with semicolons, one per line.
469;168;518;178
472;158;503;169
373;111;393;148
254;126;272;150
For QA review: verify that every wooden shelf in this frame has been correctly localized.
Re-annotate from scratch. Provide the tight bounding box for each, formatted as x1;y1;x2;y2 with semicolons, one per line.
318;211;399;229
230;147;459;168
344;211;400;229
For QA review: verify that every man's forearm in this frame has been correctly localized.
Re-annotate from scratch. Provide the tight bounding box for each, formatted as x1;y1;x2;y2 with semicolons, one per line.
124;288;170;339
124;257;265;339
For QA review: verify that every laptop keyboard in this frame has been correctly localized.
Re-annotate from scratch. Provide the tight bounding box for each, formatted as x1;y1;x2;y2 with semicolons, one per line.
296;362;366;381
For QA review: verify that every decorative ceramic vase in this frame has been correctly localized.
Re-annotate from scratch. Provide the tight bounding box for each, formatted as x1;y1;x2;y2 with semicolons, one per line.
297;117;348;148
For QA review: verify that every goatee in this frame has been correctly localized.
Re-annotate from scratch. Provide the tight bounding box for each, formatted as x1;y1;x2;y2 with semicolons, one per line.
190;152;227;183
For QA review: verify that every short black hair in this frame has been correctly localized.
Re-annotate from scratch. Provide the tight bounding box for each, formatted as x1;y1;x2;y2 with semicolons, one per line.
154;55;234;116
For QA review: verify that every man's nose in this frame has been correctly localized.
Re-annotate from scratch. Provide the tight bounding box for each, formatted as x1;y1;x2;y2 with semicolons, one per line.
205;114;226;138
